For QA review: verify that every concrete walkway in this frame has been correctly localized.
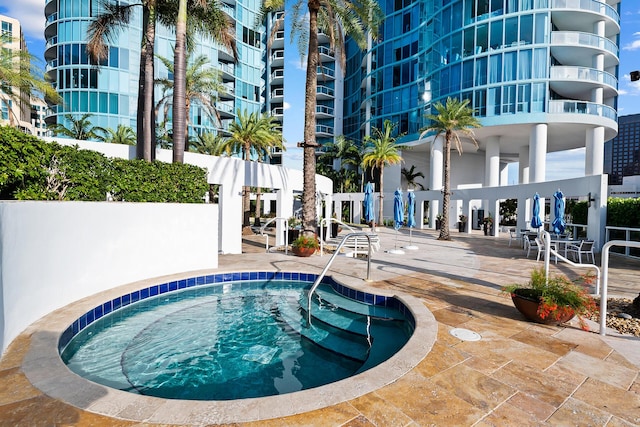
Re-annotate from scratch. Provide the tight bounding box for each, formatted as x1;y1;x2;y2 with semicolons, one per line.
1;226;639;425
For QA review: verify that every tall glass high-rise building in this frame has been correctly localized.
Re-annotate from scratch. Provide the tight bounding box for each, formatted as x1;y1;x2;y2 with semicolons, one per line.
340;0;620;191
43;0;283;161
604;113;640;185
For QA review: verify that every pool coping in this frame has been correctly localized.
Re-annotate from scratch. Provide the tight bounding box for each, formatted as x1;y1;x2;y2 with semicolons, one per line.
21;268;437;425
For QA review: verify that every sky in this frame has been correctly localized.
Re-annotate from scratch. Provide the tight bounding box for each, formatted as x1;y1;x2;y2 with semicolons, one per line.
2;0;640;181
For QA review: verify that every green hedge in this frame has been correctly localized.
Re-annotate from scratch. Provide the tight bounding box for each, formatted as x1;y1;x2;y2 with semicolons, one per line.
606;197;640;228
0;126;208;203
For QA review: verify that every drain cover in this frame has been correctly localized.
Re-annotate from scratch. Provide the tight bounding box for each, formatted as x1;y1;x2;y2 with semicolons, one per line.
449;328;481;341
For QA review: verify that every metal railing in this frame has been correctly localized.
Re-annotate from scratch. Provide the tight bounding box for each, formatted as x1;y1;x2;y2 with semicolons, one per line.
599;241;640;336
259;217;288;254
605;226;640;258
318;218;356;256
307;232;374;325
540;230;600;293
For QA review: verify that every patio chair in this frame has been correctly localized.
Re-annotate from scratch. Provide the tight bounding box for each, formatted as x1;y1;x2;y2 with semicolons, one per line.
524;234;539;258
535;237;557;263
508;228;523;247
566;240;595;264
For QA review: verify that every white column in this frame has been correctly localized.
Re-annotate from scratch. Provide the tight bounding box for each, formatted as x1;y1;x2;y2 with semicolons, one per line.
430;136;443;229
585;126;605;175
529;124;547;183
519;146;529;185
430;136;443;191
484;136;500;188
500;162;509;186
276;187;294;247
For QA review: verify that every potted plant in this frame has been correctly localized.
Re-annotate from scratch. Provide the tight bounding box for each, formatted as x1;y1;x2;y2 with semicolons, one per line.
502;267;596;330
291;234;320;257
482;215;494;235
286;216;301;244
458;214;468;232
436;214;444;230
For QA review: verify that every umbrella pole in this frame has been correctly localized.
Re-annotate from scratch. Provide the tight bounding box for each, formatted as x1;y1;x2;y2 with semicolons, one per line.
388;228;405;254
404;227;419;250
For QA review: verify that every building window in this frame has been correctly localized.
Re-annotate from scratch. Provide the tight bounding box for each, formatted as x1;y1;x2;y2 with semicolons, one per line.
1;21;12;37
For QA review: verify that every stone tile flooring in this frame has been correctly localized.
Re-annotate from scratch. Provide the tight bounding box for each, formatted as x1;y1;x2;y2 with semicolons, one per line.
1;228;639;426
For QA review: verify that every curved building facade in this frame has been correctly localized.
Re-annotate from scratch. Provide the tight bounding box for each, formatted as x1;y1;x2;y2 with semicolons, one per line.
342;0;620;190
43;0;281;153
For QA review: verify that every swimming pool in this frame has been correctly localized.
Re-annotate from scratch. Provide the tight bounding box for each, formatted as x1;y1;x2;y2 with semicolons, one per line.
59;272;414;401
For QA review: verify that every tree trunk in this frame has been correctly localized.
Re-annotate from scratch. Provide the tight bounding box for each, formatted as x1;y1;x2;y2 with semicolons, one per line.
137;4;156;161
378;166;384;227
172;0;187;163
439;131;451;240
242;145;251;226
301;1;320;238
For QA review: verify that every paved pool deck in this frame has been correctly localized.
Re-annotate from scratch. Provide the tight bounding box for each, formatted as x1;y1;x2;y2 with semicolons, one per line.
1;227;639;426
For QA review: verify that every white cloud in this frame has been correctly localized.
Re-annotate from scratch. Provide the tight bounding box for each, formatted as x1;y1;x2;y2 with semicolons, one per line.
1;1;46;41
283;101;291;110
622;39;640;51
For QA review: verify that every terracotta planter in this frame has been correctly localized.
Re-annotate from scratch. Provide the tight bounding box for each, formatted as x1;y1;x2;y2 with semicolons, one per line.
292;246;316;257
510;289;575;325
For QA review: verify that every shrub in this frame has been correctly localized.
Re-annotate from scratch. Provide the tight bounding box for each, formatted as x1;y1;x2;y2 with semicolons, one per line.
0;126;208;203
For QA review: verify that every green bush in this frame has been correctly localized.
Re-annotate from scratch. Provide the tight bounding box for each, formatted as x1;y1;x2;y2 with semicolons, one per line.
607;197;640;227
0;126;208;203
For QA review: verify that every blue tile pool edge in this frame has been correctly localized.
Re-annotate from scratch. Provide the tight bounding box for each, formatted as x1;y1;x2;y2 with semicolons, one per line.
58;271;415;353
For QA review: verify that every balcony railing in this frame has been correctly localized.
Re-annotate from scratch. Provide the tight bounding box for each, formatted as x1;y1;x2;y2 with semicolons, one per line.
316;85;334;97
317;66;335;78
551;0;619;23
550;66;617;89
552;31;618;57
316;105;334;115
315;124;334;135
548;100;617;121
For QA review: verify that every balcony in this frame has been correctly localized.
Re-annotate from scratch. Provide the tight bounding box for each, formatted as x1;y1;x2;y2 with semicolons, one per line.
271;49;284;66
271;88;284;102
271;68;284;85
272;107;284;117
548;100;617;122
550;66;617;98
316;105;334;119
318;45;334;62
315;124;334;136
216;102;235;118
316;85;334;100
551;31;619;68
219;83;235;99
316;66;335;80
218;62;235;81
551;0;619;37
221;4;235;19
272;30;285;49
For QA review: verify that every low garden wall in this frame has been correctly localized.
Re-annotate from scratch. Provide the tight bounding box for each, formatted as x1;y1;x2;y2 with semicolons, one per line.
0;201;218;353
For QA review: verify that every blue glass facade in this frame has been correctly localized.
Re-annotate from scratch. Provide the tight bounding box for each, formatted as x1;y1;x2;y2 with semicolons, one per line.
343;0;620;147
44;0;275;141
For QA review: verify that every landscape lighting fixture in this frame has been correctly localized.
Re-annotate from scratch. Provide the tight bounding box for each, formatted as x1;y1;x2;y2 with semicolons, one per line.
631;71;640;82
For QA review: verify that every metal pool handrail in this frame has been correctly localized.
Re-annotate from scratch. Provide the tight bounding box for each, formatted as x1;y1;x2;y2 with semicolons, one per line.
307;232;375;325
599;240;640;336
259;217;288;254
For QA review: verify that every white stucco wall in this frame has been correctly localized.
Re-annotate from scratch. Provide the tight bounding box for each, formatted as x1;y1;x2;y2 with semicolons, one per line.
0;201;218;353
43;138;333;254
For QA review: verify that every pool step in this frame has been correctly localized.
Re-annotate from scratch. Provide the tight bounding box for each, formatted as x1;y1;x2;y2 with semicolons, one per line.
310;286;406;320
276;297;371;362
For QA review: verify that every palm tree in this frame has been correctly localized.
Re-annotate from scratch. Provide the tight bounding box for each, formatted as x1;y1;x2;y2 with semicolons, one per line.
260;0;382;238
401;165;425;190
155;49;225;141
362;120;406;226
87;0;235;162
227;110;284;226
420;97;481;241
0;34;60;127
189;132;234;155
101;124;137;145
318;135;361;192
171;1;236;163
48;114;107;141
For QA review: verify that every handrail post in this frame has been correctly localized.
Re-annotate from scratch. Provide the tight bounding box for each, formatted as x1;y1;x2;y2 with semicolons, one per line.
307;232;374;325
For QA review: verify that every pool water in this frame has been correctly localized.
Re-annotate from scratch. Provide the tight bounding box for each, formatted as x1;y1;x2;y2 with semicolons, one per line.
61;280;412;400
